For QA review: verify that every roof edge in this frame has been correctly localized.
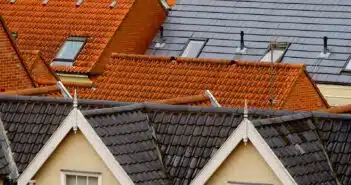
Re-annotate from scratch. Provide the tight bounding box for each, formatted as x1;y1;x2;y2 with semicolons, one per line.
0;16;37;88
110;53;305;68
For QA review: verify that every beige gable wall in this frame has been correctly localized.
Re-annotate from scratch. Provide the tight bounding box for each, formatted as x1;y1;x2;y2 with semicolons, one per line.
318;84;351;106
206;141;282;185
33;130;120;185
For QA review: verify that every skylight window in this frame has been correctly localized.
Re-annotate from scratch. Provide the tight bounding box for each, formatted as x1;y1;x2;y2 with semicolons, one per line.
260;42;289;63
52;37;87;66
181;40;206;58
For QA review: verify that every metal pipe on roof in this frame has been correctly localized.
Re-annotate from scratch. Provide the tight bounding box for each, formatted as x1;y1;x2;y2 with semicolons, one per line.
240;31;245;50
323;36;328;54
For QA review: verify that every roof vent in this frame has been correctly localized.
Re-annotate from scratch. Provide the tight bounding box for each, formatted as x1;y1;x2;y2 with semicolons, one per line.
109;0;117;8
319;36;330;58
42;0;49;5
8;0;15;4
76;0;83;7
155;26;166;48
11;32;18;40
236;31;247;54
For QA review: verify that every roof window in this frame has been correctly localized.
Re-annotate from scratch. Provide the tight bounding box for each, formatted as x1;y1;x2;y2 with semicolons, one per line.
181;40;206;58
260;42;289;63
52;37;87;67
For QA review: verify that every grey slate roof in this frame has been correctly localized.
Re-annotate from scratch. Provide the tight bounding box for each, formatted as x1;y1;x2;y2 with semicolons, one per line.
253;112;351;185
0;121;11;177
148;0;351;85
0;95;127;173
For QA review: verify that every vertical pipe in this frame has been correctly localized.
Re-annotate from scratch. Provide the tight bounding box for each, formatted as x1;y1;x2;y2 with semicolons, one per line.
240;31;244;50
323;36;328;54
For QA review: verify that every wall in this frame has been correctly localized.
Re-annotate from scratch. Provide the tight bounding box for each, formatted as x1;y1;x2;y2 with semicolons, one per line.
91;0;166;74
33;130;120;185
206;142;282;185
317;84;351;106
284;73;328;111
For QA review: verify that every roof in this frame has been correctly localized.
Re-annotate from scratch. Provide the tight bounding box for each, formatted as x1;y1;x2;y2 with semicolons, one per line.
323;104;351;114
1;85;61;96
21;50;58;85
83;103;351;185
0;95;128;173
253;112;351;185
0;95;348;184
86;109;171;185
0;0;135;73
71;53;327;110
148;0;351;85
0;17;36;92
151;92;212;106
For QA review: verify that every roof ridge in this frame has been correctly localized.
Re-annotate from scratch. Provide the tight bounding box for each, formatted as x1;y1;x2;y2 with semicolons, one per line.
0;16;37;88
111;53;305;68
82;103;145;116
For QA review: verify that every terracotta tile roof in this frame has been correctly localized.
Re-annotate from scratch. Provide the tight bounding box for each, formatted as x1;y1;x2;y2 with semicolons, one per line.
321;104;351;114
1;85;60;96
0;17;36;92
167;0;176;6
69;54;328;111
0;0;135;73
21;50;58;85
151;93;212;106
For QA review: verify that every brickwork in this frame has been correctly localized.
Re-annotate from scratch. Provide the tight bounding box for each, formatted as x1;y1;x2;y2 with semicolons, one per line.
284;72;328;111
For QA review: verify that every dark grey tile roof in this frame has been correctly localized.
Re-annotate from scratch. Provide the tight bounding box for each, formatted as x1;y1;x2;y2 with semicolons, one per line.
86;109;170;185
253;113;351;185
148;0;351;85
83;103;290;185
0;95;127;173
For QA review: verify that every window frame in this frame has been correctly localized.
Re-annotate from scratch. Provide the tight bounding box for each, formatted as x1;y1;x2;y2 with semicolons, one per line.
260;42;290;63
181;38;208;58
228;181;272;185
53;36;87;66
60;170;102;185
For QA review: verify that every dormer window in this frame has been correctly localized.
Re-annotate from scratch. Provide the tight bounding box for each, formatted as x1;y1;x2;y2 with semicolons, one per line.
260;42;289;63
52;37;87;66
181;39;207;58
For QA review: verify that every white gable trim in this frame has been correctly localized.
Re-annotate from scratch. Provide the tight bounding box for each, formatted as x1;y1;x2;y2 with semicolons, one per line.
189;118;297;185
17;109;135;185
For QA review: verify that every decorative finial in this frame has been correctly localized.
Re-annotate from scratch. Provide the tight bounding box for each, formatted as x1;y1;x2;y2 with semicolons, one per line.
244;99;248;118
73;89;78;108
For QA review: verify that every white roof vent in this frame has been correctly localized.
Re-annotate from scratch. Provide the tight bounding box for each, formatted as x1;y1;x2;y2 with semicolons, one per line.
109;0;117;8
42;0;49;5
76;0;84;7
8;0;16;3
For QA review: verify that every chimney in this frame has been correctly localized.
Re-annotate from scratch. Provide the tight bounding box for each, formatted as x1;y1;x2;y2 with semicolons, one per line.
236;30;247;54
320;36;330;58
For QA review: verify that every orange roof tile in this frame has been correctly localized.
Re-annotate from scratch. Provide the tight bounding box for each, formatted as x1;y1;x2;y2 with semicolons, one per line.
21;50;58;85
151;93;212;106
0;17;36;92
321;104;351;114
68;54;328;110
1;85;60;96
167;0;176;6
0;0;135;73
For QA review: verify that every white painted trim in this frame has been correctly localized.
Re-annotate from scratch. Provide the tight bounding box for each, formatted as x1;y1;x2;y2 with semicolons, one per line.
57;73;89;78
17;109;135;185
17;109;76;185
57;81;72;99
190;119;297;185
76;110;135;185
205;90;221;107
159;0;170;9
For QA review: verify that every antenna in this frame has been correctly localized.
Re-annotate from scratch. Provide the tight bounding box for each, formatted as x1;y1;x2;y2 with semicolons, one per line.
268;39;278;109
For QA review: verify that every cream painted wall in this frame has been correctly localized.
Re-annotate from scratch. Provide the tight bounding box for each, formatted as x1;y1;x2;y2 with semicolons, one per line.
33;130;120;185
318;84;351;106
206;141;282;185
